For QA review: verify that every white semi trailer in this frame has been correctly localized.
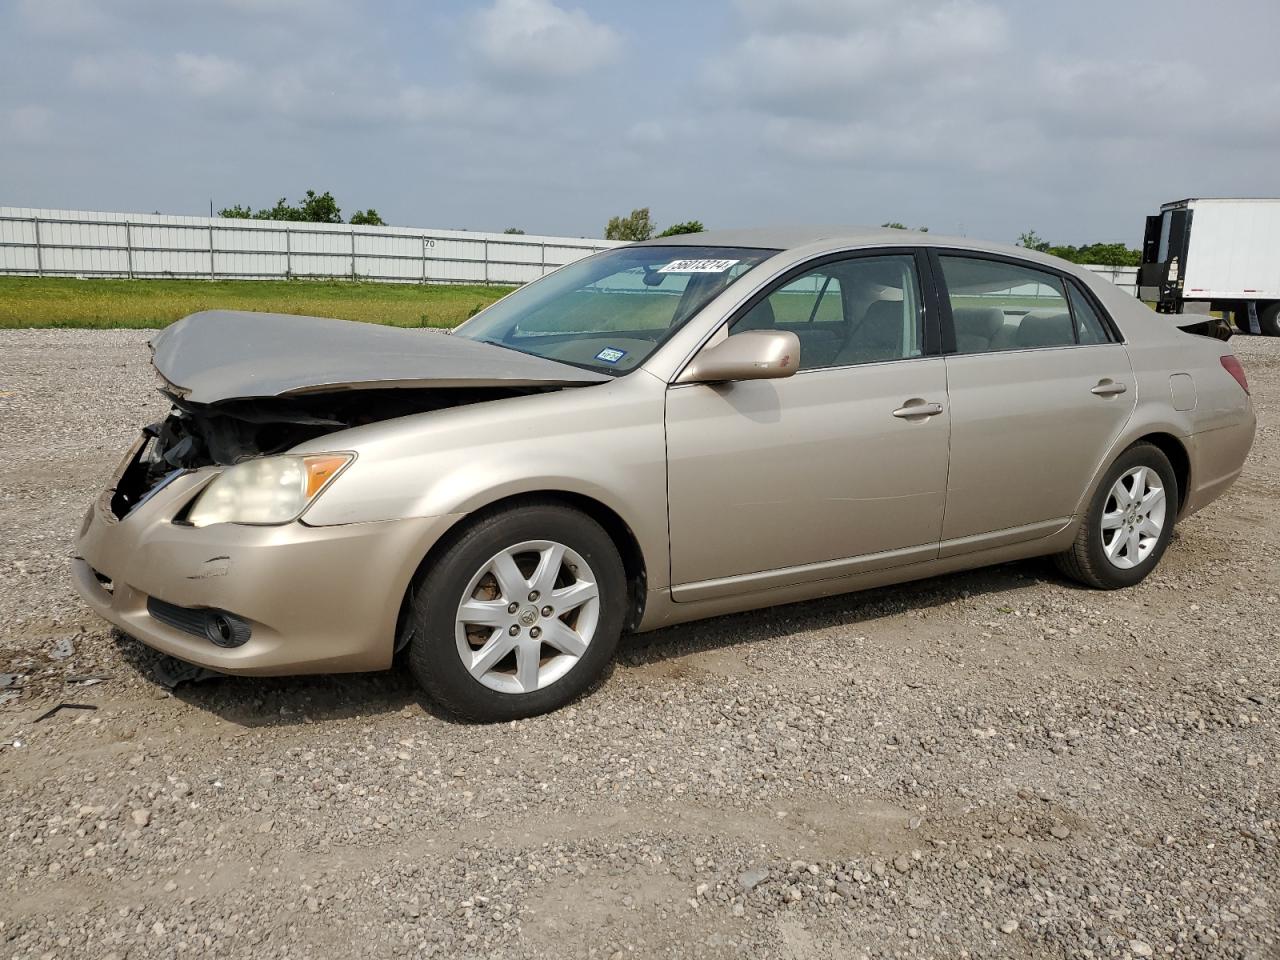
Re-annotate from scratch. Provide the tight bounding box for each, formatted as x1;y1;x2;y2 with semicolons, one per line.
1139;198;1280;335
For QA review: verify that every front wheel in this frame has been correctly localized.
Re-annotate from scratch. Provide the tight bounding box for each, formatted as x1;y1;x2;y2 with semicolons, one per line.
406;502;626;721
1055;443;1178;589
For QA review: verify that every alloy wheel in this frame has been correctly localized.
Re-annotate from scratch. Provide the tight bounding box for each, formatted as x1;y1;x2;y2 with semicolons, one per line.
1100;466;1166;570
454;540;600;694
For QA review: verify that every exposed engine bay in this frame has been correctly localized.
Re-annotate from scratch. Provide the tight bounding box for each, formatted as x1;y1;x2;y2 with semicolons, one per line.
106;309;615;519
109;385;554;519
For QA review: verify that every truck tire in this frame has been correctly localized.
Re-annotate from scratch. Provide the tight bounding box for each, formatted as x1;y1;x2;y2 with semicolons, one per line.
1259;303;1280;337
1233;308;1255;335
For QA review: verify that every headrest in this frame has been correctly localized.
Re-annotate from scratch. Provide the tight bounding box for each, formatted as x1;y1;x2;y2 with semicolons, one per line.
951;306;1004;339
1016;311;1073;347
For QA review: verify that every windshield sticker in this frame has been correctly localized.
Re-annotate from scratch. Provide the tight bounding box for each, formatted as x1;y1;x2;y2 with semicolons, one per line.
595;347;627;364
657;258;741;274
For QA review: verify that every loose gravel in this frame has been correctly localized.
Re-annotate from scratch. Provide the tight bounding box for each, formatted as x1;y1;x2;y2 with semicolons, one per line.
1;328;1277;959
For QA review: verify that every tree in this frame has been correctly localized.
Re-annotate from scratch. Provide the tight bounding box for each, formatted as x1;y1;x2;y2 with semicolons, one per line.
258;197;303;221
1017;229;1051;253
1061;242;1140;267
657;220;705;237
298;189;342;223
881;222;929;232
217;190;377;224
605;208;655;242
1016;230;1141;266
503;227;526;234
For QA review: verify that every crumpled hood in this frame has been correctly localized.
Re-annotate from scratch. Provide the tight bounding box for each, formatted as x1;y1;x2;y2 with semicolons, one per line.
149;310;610;404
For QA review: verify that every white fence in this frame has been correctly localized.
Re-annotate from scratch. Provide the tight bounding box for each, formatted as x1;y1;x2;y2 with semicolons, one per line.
0;206;1139;295
0;207;619;285
1082;264;1138;297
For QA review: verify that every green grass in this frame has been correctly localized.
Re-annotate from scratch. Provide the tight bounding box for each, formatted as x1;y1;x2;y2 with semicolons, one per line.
0;277;514;329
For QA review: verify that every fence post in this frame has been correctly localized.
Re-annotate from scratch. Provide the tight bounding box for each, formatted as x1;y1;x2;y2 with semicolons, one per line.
421;237;428;283
350;229;356;281
125;222;134;279
483;238;489;285
32;217;43;276
209;224;215;279
540;242;546;277
285;226;291;279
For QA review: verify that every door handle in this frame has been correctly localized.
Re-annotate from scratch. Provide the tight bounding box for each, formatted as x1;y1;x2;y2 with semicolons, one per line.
1091;380;1127;396
892;400;944;419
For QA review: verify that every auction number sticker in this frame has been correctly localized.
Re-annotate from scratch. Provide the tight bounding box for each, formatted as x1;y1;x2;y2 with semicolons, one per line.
657;258;740;274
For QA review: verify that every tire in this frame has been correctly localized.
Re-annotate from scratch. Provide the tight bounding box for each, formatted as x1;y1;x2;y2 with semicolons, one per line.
1055;443;1178;590
406;502;626;721
1259;302;1280;337
1233;309;1255;335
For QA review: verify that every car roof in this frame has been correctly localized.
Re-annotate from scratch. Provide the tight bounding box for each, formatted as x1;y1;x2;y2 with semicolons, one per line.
633;226;1085;273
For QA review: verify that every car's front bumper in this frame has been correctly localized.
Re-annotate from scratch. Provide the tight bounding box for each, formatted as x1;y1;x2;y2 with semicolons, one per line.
72;455;455;676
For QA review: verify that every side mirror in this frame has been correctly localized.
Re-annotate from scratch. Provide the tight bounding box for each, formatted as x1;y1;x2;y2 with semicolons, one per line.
677;330;801;384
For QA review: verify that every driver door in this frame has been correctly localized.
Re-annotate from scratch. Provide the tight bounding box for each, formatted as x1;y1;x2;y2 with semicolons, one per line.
665;251;951;601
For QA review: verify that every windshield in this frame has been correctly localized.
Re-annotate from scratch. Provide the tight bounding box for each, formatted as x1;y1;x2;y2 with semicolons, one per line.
453;245;778;374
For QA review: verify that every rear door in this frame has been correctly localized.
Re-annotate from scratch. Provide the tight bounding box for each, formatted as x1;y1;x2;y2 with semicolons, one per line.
933;252;1135;549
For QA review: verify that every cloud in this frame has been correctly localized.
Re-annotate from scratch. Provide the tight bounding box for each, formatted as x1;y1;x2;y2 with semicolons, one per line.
702;0;1020;176
471;0;620;79
70;51;165;92
14;0;111;35
71;50;248;98
7;105;53;144
5;0;1277;245
174;53;247;96
1034;57;1280;148
625;121;668;146
734;0;978;32
708;0;1008;110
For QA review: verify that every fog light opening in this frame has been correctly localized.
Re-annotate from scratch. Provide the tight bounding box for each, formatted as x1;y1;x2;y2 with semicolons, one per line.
203;611;250;648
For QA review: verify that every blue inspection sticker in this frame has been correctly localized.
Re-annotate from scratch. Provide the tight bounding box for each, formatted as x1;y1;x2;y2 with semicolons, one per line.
594;347;627;364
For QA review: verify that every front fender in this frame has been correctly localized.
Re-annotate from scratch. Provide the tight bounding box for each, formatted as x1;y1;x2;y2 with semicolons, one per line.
296;376;672;587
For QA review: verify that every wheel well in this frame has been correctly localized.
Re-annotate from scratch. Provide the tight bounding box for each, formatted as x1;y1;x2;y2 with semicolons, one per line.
395;491;649;650
1134;432;1190;515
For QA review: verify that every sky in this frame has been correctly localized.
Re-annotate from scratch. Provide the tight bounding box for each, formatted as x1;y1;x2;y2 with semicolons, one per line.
2;0;1278;246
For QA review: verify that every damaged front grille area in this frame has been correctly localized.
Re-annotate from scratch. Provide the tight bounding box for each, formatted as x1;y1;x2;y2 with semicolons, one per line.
110;431;186;519
110;385;548;520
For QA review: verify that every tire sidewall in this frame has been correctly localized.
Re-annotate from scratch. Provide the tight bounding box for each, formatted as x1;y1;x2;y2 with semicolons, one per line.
1259;303;1280;337
1082;445;1178;588
408;505;626;721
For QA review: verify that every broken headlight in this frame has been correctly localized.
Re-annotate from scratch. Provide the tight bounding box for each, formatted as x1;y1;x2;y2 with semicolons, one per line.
186;454;353;528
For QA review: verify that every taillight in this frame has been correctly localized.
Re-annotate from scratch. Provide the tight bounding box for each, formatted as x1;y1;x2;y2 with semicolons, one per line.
1220;355;1249;394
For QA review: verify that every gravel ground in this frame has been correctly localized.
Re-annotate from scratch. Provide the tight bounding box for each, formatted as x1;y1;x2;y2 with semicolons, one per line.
1;328;1277;960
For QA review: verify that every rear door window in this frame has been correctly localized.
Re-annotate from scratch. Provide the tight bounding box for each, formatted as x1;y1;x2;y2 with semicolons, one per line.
1068;283;1112;344
939;256;1074;353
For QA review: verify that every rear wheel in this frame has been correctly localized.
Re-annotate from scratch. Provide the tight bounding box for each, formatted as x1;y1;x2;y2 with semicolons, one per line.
406;502;626;721
1055;443;1177;589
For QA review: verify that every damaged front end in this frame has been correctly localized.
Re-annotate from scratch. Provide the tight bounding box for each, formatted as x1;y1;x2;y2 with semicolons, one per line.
108;309;614;520
109;386;552;520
